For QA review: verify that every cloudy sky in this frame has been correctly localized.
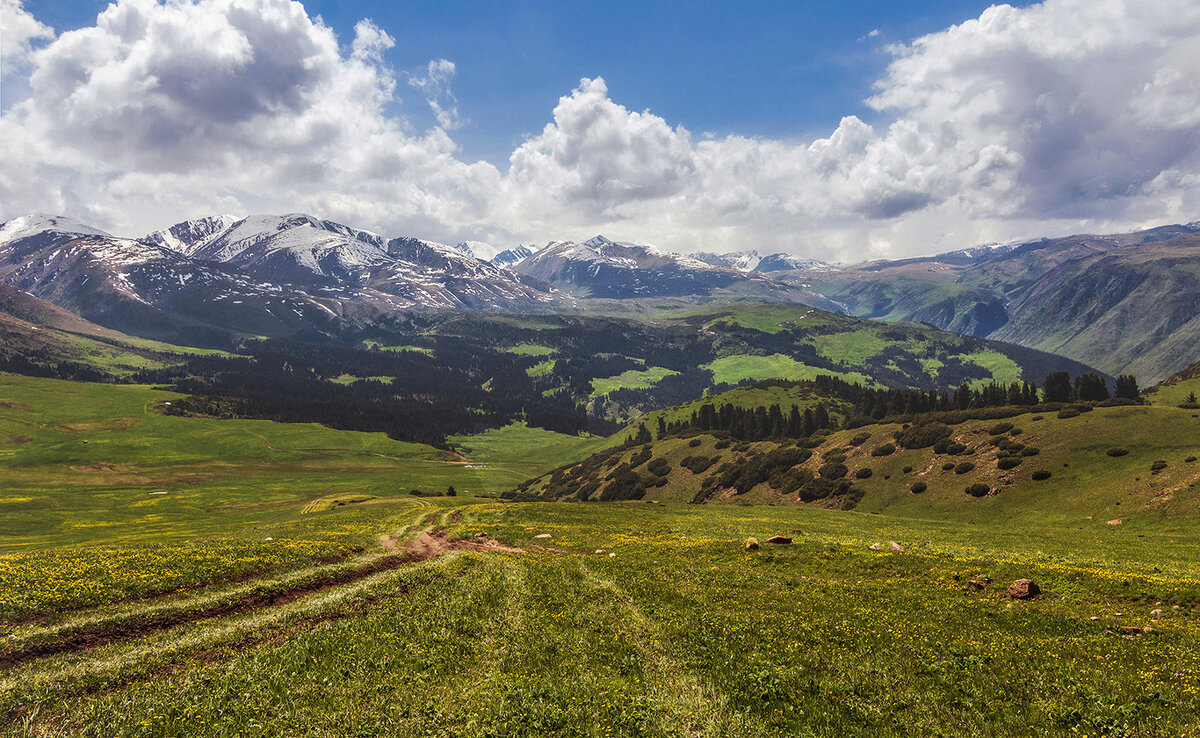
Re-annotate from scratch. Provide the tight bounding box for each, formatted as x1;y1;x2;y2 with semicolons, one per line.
2;0;1199;261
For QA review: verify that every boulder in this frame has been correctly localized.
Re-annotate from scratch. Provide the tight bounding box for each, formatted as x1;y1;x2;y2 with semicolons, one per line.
965;580;986;591
766;535;792;544
745;538;759;550
1008;579;1041;599
889;541;904;552
868;543;881;551
533;533;552;539
1107;519;1123;525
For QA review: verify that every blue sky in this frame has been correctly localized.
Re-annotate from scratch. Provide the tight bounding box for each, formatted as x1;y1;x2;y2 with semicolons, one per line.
23;1;1029;166
3;0;1198;259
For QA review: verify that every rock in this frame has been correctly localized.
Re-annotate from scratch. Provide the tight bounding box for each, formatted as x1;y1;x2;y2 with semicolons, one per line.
791;528;800;533
950;571;960;580
595;549;605;554
1107;519;1123;525
745;538;759;550
1143;626;1154;633
766;535;792;544
965;580;986;591
533;533;552;539
869;543;881;551
1089;616;1100;621
1151;608;1164;618
889;541;904;552
1174;605;1182;610
1008;579;1041;599
474;532;488;539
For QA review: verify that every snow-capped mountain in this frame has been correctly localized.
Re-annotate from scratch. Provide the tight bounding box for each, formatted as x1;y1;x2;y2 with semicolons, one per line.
691;250;763;272
142;215;240;255
490;245;536;268
512;235;836;308
753;254;828;272
451;240;503;262
691;249;828;273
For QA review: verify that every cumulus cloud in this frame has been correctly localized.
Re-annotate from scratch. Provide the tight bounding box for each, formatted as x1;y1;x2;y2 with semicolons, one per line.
0;0;54;76
1;0;1200;260
408;58;462;130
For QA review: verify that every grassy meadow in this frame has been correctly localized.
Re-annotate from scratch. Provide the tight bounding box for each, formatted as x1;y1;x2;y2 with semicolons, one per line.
5;372;1200;735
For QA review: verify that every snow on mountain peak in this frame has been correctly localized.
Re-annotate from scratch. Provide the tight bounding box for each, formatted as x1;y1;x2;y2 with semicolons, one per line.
0;214;111;244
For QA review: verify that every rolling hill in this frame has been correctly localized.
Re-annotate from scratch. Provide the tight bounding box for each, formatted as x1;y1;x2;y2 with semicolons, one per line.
791;222;1200;382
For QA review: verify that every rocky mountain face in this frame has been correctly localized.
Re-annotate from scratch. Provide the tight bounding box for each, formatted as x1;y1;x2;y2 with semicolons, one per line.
512;236;838;309
690;250;827;273
795;223;1200;383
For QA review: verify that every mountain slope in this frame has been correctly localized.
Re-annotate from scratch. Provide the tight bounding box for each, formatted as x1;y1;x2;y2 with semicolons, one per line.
796;222;1200;382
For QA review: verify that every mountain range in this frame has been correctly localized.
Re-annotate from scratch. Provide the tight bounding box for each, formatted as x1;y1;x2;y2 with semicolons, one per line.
3;212;1200;382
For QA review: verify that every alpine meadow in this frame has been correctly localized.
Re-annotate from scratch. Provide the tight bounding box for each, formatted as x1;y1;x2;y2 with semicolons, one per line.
4;0;1200;736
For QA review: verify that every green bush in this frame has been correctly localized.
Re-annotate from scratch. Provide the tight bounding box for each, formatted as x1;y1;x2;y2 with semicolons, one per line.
825;452;848;464
1106;447;1129;457
954;462;975;474
1031;470;1052;481
997;457;1023;470
688;438;703;448
1019;447;1040;456
896;422;952;449
988;422;1014;435
902;466;913;474
1150;460;1168;472
1031;416;1044;421
942;462;956;471
965;483;991;498
855;467;873;479
646;458;671;477
819;462;849;480
910;481;927;494
1010;428;1023;436
1057;408;1080;419
1187;456;1197;463
849;432;871;446
871;443;896;457
714;439;731;450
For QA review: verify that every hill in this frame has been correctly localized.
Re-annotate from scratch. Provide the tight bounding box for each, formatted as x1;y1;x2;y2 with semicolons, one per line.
517;381;1199;529
793;222;1200;382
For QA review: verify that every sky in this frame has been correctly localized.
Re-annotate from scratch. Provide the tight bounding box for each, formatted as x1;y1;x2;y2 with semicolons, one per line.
2;0;1199;262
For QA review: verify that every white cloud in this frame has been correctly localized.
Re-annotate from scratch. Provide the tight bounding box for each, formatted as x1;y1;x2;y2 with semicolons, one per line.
1;0;1200;261
0;0;54;76
408;58;462;130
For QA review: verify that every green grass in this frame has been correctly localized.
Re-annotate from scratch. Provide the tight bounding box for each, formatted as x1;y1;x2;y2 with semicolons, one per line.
361;341;432;355
814;329;890;365
589;366;679;397
505;343;556;356
703;354;873;386
0;374;595;551
1148;376;1200;407
7;500;1200;735
447;422;609;481
952;349;1023;388
526;359;556;377
329;374;394;385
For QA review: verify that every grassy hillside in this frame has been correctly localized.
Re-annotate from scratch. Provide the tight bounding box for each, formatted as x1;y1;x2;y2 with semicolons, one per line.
522;392;1200;531
0;374;597;551
797;227;1200;384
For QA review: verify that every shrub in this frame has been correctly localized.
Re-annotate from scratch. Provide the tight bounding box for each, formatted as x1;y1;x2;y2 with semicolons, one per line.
1187;456;1198;463
1019;447;1040;457
798;477;839;502
409;489;422;496
954;462;975;474
910;481;927;494
849;432;871;446
629;446;652;468
1031;470;1052;481
819;462;849;480
714;439;731;450
902;466;913;474
997;457;1023;470
871;443;896;457
1010;428;1023;436
933;438;966;454
446;485;457;497
1151;460;1168;472
942;462;956;471
1031;416;1044;422
646;458;671;477
825;452;848;464
1057;408;1080;419
1106;447;1129;457
688;438;703;448
965;483;991;498
855;467;873;479
896;422;952;449
841;486;866;510
988;422;1014;435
